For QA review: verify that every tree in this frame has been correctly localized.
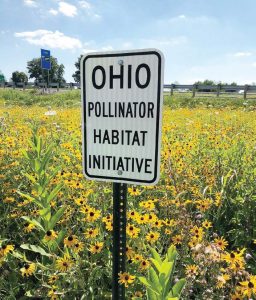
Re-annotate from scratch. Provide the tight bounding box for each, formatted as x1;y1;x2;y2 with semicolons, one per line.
27;56;65;84
0;70;5;83
72;55;83;83
11;71;28;83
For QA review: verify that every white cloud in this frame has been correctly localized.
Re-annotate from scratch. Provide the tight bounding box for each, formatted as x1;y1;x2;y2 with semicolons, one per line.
14;30;82;50
167;15;217;25
79;1;91;10
23;0;37;7
252;62;256;67
58;2;77;17
234;52;252;57
78;1;102;20
49;9;58;16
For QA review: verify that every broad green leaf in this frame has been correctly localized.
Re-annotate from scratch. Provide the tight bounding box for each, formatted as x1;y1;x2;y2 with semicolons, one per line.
167;297;178;300
171;278;186;297
167;245;177;262
138;277;160;295
149;247;162;264
146;288;158;300
150;258;162;273
20;244;52;257
149;267;161;293
48;206;66;230
160;261;173;277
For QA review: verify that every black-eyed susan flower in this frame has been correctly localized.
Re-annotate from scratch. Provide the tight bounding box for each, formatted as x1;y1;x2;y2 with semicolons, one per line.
84;228;99;239
44;230;58;242
105;221;113;231
20;262;36;277
86;207;101;222
126;246;135;260
216;273;230;289
118;272;135;287
214;236;228;250
126;224;140;238
73;241;84;253
128;187;141;196
132;254;143;264
139;259;150;271
0;244;14;256
24;222;35;233
48;274;59;284
89;242;104;254
172;234;183;245
202;220;212;229
239;275;256;298
64;235;78;248
146;231;160;243
56;255;73;272
185;264;199;277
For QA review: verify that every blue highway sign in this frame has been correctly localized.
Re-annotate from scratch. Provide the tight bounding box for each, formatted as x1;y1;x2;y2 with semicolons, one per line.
41;49;51;70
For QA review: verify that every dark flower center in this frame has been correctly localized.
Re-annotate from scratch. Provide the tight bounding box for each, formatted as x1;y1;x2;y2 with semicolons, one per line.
230;253;235;258
125;275;129;280
46;231;52;236
25;264;30;269
68;236;73;241
90;212;94;217
248;281;254;288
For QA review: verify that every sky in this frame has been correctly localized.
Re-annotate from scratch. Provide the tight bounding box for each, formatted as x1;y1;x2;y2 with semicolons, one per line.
0;0;256;84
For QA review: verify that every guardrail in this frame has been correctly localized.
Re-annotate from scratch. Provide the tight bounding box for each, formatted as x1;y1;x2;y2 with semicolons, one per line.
1;82;256;99
164;84;256;99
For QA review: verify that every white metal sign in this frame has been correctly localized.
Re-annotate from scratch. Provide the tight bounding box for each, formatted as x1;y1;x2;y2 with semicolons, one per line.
81;49;164;185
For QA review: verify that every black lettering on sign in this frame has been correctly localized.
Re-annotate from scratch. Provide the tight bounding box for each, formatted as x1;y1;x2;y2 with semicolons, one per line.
110;65;124;89
136;63;151;88
92;66;106;89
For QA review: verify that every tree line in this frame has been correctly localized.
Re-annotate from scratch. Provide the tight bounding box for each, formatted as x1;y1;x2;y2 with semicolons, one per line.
0;55;240;86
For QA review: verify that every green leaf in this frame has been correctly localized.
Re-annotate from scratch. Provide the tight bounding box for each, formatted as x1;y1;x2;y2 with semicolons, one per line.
41;143;54;170
167;245;177;262
171;279;186;297
17;191;43;208
146;288;158;300
138;277;160;296
21;216;45;232
150;258;162;273
39;207;51;222
160;262;174;277
149;267;161;293
149;247;162;264
47;206;66;230
44;182;63;204
20;244;52;257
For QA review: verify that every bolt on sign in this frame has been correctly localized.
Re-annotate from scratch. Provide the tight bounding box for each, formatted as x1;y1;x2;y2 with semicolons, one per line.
81;49;164;185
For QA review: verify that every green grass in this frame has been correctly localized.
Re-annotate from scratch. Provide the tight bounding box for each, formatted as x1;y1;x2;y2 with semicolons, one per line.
0;88;81;107
1;88;256;109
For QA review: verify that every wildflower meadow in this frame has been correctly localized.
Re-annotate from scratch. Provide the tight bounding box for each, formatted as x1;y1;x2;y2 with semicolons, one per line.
0;90;256;299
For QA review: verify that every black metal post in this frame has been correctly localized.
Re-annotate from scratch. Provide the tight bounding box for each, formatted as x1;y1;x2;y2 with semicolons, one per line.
112;182;127;300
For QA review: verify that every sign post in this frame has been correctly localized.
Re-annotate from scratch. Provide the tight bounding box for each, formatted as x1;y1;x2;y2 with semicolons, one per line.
81;49;164;299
